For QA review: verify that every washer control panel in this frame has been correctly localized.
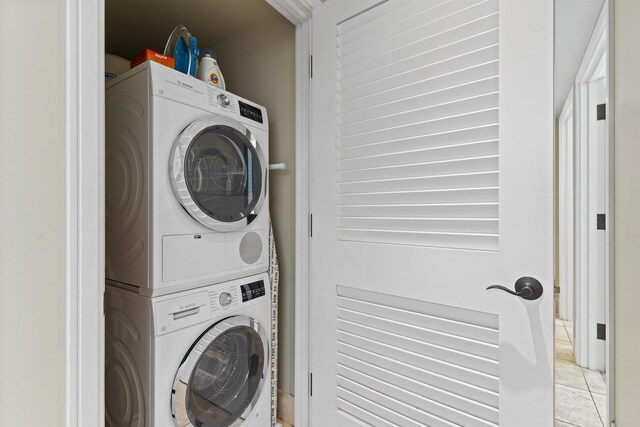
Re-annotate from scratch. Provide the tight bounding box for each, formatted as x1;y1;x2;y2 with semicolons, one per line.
209;285;240;312
155;291;211;336
219;292;233;306
209;279;266;312
152;274;269;336
241;279;266;302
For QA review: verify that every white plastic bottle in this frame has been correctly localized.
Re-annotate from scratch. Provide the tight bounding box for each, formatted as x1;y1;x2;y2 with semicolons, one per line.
196;49;226;90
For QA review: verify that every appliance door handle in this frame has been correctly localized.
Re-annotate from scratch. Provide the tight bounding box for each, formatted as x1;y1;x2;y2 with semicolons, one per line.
486;277;543;300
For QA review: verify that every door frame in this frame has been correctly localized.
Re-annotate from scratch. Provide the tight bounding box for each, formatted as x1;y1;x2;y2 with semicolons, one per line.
558;89;574;323
558;2;615;423
262;4;314;426
571;4;608;373
66;0;105;424
606;1;615;422
68;0;315;425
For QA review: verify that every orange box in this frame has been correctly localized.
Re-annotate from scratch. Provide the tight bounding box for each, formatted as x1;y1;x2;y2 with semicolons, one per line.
131;49;175;69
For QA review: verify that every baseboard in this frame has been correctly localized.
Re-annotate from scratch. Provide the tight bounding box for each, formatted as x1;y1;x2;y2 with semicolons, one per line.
277;389;295;426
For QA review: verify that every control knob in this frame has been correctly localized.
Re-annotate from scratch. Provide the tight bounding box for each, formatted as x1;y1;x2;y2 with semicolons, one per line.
217;93;231;107
219;292;233;307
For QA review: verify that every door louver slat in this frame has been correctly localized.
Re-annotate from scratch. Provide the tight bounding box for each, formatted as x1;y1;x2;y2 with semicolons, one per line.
339;140;498;171
338;171;499;194
338;125;499;159
337;286;499;426
339;13;499;79
339;94;499;138
336;0;499;250
339;77;499;126
338;0;487;46
339;50;499;107
338;203;499;219
337;217;498;234
338;156;498;183
339;1;496;59
339;31;498;95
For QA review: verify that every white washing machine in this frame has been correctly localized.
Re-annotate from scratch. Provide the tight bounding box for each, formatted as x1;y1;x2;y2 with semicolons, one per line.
106;61;269;296
105;273;272;427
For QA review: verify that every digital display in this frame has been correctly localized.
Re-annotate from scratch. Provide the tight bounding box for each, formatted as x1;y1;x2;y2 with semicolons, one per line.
241;280;266;302
238;100;264;124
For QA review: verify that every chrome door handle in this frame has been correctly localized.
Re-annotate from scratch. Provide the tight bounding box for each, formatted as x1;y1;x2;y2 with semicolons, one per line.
486;277;543;300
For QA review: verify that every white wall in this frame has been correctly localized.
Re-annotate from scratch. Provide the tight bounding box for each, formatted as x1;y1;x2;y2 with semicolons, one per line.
558;107;575;323
613;1;640;424
555;0;606;115
0;1;66;426
214;16;297;394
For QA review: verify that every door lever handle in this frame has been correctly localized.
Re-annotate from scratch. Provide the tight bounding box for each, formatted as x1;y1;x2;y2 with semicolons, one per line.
486;277;543;300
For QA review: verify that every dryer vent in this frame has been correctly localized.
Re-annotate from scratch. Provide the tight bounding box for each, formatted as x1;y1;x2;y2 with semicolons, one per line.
239;232;263;264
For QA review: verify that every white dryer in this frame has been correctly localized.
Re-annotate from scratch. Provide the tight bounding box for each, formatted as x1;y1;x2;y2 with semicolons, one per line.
105;273;271;427
106;61;269;296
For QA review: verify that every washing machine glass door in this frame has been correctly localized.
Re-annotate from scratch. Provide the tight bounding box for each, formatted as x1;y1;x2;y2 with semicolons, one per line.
172;316;268;427
170;115;266;231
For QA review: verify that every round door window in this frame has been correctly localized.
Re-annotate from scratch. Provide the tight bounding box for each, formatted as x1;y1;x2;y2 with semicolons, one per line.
170;116;266;231
172;317;268;427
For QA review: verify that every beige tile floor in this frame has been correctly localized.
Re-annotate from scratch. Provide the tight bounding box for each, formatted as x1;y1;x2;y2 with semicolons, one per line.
555;318;607;427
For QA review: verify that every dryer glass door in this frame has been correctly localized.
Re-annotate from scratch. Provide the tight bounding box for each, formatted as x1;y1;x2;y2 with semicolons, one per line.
172;316;268;427
171;116;266;231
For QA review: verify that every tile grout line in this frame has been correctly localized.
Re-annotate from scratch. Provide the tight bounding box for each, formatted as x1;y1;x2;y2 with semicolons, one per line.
579;364;605;427
556;318;606;427
569;317;606;426
562;319;606;427
563;319;573;344
591;390;606;427
590;388;607;426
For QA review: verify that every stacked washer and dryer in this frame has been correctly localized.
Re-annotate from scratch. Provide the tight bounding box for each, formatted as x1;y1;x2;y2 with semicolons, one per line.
105;61;272;427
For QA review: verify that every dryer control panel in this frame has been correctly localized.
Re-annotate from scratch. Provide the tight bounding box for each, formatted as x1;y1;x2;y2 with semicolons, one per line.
238;101;264;124
143;61;268;131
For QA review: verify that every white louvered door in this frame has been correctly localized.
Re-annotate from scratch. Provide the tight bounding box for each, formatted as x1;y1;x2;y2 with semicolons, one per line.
309;0;553;426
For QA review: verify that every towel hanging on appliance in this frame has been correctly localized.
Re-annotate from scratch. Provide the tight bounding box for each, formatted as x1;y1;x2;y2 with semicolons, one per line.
269;221;280;427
